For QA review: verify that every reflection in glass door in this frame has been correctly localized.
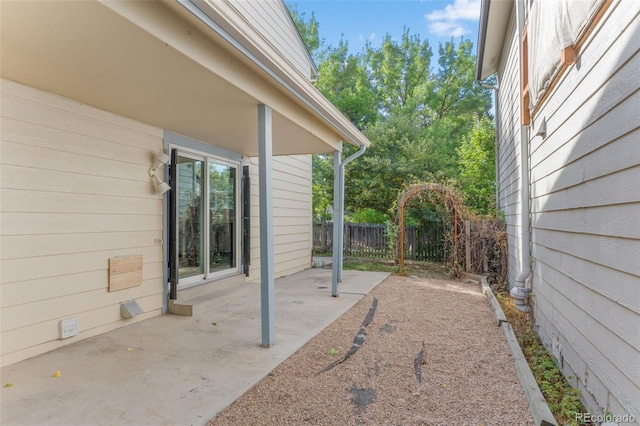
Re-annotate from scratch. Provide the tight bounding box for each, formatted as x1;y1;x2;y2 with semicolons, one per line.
175;151;239;286
209;162;236;273
177;156;204;280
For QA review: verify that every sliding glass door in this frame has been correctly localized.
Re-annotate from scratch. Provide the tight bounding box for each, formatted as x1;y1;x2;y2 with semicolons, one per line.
175;150;239;287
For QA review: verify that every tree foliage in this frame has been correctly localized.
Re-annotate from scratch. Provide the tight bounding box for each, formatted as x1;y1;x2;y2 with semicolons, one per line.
316;39;377;129
290;6;496;223
311;154;333;222
457;117;496;215
366;29;432;113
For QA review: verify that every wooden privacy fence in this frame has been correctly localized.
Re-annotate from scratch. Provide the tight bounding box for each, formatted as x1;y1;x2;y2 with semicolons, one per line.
314;219;507;281
313;222;445;261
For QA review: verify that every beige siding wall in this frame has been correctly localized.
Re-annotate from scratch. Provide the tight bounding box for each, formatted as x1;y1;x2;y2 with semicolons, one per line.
0;79;165;366
496;0;640;420
228;0;313;79
246;155;312;280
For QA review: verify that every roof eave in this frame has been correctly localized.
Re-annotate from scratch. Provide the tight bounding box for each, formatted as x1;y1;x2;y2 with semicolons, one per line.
475;0;513;81
180;0;369;148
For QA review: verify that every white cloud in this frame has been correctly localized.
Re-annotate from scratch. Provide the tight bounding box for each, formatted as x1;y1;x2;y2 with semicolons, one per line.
425;0;480;37
359;32;377;43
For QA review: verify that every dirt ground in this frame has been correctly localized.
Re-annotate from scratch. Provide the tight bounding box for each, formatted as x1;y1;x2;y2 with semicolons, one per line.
209;274;534;426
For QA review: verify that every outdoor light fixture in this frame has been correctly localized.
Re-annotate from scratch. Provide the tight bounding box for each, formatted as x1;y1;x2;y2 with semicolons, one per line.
149;152;171;194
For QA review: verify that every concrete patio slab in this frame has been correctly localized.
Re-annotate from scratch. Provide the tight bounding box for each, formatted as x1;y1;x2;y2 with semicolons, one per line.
0;269;389;426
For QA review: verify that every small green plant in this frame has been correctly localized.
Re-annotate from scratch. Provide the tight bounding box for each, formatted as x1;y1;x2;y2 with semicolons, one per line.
496;292;587;425
562;387;586;424
384;219;397;258
326;348;339;356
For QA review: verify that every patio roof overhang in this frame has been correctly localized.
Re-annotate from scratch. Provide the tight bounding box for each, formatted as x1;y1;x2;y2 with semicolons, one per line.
0;0;371;156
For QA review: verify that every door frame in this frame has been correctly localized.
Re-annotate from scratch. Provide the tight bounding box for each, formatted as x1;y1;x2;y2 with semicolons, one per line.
162;132;244;310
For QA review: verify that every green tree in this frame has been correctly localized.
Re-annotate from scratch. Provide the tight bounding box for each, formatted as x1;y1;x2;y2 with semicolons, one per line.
366;29;432;114
431;40;487;119
315;39;377;129
345;111;435;220
312;154;333;222
288;4;495;224
345;38;491;220
457;117;496;215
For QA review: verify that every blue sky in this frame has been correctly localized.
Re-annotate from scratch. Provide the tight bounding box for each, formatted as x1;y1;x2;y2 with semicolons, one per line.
290;0;481;54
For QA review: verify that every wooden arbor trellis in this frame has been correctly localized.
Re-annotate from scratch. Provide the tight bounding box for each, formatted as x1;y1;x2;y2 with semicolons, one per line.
396;183;467;274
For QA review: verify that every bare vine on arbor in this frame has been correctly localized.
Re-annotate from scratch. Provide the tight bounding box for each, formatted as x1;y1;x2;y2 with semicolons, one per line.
395;183;507;285
395;183;467;275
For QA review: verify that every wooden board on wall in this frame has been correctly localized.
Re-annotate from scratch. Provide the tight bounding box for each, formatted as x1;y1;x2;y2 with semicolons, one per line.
109;255;143;291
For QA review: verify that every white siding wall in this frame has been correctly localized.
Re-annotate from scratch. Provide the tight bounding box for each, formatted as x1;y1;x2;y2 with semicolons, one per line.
0;79;165;366
529;1;640;420
496;11;524;288
247;155;312;281
228;0;314;79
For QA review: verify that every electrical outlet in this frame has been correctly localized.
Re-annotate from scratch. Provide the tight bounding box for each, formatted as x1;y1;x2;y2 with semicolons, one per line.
60;318;79;339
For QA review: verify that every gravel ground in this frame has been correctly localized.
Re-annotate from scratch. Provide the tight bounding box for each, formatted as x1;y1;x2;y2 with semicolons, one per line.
210;275;534;426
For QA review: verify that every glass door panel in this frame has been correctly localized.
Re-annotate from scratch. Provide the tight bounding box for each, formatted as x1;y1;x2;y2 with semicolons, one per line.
177;156;204;280
209;162;237;273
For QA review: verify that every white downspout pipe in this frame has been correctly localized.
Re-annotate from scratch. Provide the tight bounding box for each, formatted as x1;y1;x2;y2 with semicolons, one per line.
332;144;367;296
510;0;532;313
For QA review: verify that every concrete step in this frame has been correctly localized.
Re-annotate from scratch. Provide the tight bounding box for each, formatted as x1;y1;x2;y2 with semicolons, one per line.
169;274;258;316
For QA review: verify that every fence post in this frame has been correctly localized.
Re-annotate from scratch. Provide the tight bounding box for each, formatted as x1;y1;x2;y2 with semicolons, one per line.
482;220;489;273
344;222;349;256
465;220;471;272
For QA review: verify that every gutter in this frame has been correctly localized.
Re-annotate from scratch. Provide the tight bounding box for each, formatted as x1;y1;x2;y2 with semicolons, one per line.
510;0;532;313
332;144;367;296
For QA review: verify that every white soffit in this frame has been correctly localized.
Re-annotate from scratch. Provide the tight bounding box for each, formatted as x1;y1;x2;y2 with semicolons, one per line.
477;0;513;80
0;1;363;155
